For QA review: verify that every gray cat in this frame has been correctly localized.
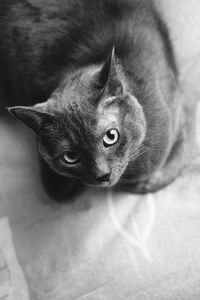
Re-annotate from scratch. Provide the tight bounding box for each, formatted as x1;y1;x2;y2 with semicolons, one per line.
0;0;196;199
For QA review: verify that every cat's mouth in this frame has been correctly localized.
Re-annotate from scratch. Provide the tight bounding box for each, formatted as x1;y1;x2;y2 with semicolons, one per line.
85;181;115;188
83;176;119;188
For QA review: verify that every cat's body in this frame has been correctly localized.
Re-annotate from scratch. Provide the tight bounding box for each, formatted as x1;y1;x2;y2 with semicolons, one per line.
0;0;195;199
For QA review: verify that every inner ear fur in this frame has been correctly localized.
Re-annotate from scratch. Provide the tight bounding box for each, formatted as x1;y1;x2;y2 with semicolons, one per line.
7;106;55;133
96;47;124;96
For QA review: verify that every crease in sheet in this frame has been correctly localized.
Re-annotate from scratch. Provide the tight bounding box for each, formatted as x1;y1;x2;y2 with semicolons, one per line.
0;217;30;300
107;190;156;263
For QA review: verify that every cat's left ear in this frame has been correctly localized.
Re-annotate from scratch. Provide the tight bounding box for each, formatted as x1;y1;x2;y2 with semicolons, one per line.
96;47;124;96
7;106;55;133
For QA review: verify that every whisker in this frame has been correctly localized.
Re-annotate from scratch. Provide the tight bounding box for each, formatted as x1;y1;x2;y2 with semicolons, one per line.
122;142;154;177
128;143;152;161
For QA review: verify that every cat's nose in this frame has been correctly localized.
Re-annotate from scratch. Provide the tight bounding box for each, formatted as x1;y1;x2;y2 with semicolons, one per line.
96;172;111;183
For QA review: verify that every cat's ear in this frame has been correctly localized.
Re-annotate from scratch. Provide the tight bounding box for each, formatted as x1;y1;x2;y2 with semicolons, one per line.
7;106;55;133
97;47;123;96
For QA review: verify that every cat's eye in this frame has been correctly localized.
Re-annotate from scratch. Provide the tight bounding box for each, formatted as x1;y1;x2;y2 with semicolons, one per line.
103;128;119;147
62;151;79;164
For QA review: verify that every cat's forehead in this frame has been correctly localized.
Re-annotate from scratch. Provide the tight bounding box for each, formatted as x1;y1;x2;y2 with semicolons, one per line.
58;96;121;145
59;67;99;106
97;96;121;130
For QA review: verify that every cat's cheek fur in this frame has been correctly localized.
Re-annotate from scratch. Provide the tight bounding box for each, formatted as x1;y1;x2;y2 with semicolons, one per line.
124;95;147;143
37;143;70;177
112;161;130;185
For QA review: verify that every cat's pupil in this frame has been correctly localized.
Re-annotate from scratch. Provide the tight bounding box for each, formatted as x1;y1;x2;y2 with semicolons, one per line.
62;151;79;164
67;151;77;159
107;130;115;140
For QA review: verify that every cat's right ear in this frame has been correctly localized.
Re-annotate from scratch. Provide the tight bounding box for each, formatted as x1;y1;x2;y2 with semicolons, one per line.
96;47;123;96
7;106;55;133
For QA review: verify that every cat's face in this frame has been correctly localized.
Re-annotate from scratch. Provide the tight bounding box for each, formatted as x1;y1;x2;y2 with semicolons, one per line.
8;50;146;187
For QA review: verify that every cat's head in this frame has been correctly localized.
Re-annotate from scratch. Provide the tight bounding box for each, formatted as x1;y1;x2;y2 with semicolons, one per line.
8;49;146;187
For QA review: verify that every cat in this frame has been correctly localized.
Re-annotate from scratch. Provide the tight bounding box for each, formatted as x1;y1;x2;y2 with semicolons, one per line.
0;0;197;199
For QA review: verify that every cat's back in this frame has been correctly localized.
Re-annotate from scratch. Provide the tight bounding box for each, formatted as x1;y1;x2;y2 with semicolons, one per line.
0;0;152;60
0;0;162;105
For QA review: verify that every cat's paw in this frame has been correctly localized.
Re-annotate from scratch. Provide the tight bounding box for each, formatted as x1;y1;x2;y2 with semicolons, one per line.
116;171;168;194
132;171;163;193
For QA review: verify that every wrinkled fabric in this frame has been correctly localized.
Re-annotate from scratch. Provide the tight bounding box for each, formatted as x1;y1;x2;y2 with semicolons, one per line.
0;111;200;300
